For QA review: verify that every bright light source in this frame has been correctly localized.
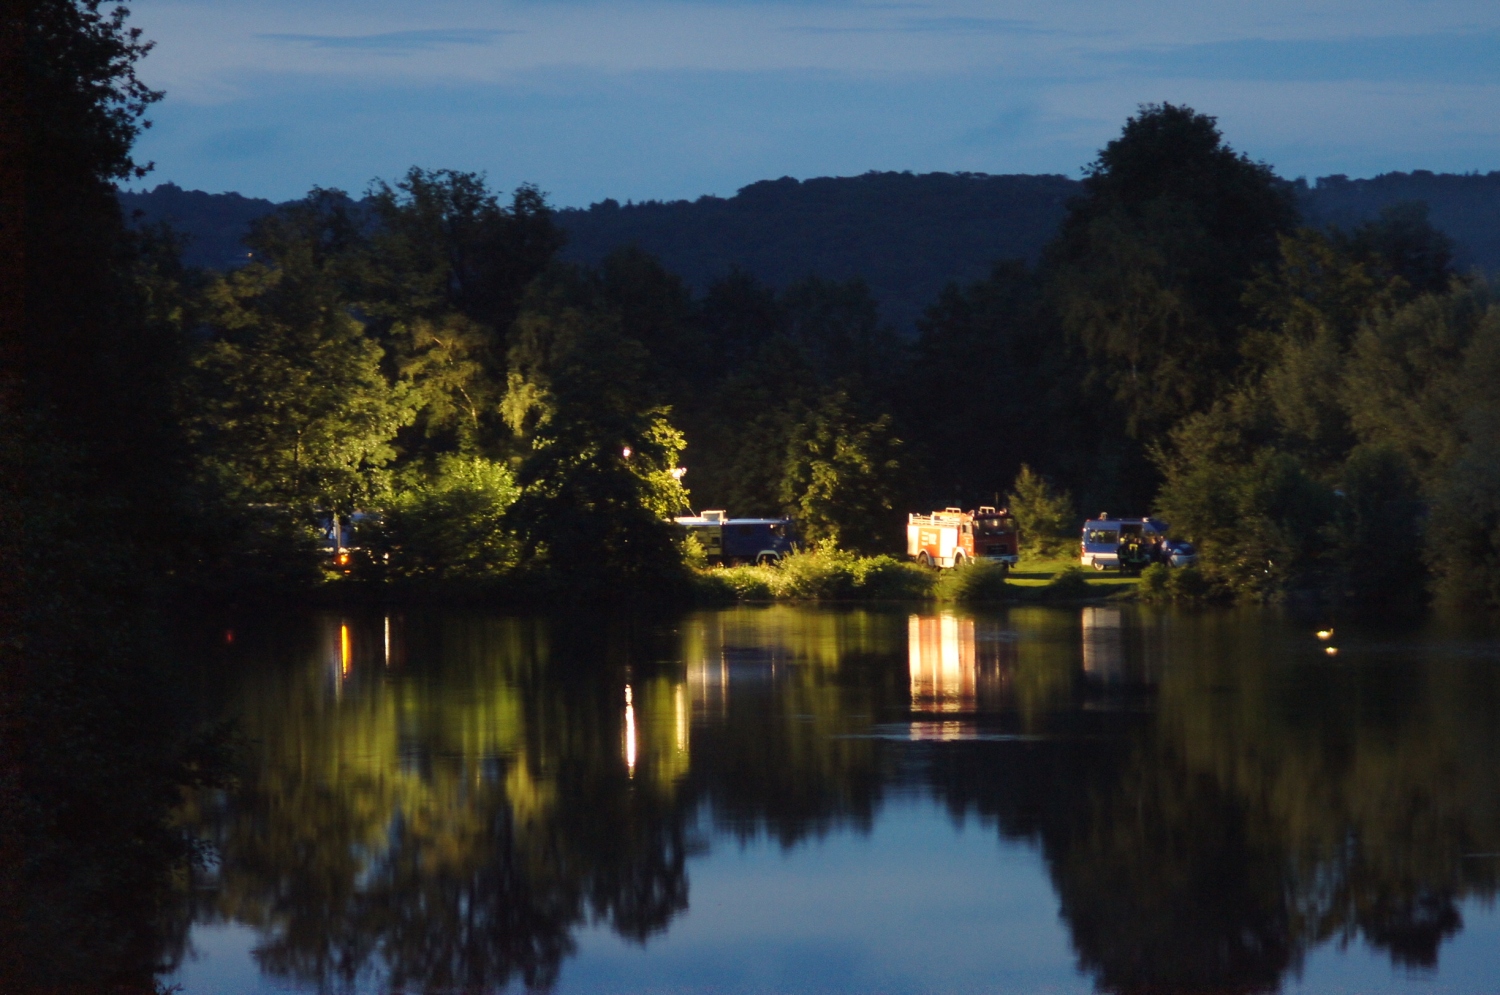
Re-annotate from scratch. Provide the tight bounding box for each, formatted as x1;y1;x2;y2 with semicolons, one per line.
624;684;637;775
622;446;632;459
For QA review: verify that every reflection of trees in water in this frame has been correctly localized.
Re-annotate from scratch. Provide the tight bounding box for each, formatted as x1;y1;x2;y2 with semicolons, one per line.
190;608;905;991
684;608;905;848
185;607;1500;994
191;614;694;991
924;610;1500;993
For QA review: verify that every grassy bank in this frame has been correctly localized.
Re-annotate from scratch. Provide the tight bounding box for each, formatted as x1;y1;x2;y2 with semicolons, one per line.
692;550;1139;604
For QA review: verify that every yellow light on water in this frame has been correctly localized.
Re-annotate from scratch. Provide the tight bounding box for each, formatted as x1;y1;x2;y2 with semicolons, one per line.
675;683;687;753
624;684;637;776
341;624;351;675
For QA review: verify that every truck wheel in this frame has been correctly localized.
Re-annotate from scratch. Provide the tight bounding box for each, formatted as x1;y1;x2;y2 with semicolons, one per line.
918;551;933;569
1093;560;1106;572
953;552;967;568
757;553;777;566
999;563;1010;576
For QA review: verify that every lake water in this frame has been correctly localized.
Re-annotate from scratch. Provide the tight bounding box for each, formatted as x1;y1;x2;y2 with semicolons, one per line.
161;606;1500;994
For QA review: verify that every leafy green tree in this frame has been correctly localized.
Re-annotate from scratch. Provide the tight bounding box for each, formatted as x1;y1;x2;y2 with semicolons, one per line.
1341;283;1494;478
1046;104;1298;443
1153;401;1335;598
501;279;690;592
190;240;414;514
396;314;494;451
1243;204;1460;475
1403;290;1500;607
360;169;565;456
781;390;906;553
365;168;565;335
1330;445;1426;605
1006;464;1076;558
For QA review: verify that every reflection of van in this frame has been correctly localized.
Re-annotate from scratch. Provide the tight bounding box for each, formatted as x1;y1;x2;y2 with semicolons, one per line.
1079;516;1169;572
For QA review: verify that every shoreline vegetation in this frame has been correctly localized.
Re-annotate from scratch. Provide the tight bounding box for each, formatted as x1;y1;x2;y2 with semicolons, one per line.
696;552;1149;605
315;549;1172;607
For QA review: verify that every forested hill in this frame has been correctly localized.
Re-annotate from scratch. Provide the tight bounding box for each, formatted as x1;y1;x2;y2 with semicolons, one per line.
119;169;1500;331
557;172;1078;331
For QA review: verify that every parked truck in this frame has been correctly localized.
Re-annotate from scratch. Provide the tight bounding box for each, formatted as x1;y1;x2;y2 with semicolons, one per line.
907;506;1020;570
674;510;797;565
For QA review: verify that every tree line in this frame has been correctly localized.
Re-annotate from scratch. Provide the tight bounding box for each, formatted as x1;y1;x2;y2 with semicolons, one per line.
127;104;1494;608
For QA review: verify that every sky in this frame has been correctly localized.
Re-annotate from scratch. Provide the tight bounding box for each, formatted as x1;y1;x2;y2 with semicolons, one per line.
124;0;1500;208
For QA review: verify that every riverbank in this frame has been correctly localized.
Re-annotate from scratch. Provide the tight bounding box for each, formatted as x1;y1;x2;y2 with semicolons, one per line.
288;550;1149;609
690;551;1145;605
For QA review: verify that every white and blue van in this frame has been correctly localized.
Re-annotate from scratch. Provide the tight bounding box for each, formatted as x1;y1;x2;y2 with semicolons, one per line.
1079;516;1170;572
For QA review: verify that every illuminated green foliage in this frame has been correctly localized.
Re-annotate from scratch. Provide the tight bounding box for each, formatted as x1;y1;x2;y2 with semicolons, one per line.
1007;464;1076;558
781;391;907;553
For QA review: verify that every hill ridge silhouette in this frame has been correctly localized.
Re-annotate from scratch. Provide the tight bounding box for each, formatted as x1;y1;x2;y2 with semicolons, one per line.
120;169;1500;332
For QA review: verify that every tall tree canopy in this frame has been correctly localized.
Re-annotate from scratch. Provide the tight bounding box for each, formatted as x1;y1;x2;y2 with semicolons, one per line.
1047;103;1298;441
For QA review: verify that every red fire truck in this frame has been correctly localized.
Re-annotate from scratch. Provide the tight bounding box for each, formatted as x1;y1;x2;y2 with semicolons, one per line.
907;506;1020;570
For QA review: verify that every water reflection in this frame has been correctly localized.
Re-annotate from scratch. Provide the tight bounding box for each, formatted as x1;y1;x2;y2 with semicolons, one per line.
168;608;1500;993
1080;606;1122;681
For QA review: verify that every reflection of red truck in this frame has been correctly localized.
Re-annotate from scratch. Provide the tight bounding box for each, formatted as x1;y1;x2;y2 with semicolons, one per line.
907;506;1020;570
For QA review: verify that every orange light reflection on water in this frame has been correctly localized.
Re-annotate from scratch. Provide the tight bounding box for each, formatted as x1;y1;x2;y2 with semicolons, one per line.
908;614;976;713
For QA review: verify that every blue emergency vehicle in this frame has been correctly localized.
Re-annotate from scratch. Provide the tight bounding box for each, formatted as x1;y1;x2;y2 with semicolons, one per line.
1080;515;1171;575
674;510;798;565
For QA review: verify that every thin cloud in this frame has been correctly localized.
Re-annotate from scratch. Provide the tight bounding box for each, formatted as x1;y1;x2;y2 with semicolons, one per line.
1116;31;1500;85
782;15;1090;37
260;29;518;53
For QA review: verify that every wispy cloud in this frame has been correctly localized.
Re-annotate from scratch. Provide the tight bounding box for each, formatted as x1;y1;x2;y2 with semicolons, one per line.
782;15;1086;37
1117;31;1500;85
260;29;517;53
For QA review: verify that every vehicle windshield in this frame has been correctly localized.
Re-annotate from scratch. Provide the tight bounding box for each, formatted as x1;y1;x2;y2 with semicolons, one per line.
977;517;1015;535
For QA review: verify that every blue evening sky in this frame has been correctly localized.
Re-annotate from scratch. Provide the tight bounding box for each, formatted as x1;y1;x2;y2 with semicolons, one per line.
124;0;1500;207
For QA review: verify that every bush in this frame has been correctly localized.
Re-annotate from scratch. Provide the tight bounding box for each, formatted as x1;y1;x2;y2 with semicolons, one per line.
361;455;519;580
1138;563;1171;601
1043;566;1094;600
772;547;860;599
1167;565;1210;601
1139;562;1211;603
934;560;1011;603
692;548;934;601
691;566;772;603
1154;411;1336;600
851;555;935;599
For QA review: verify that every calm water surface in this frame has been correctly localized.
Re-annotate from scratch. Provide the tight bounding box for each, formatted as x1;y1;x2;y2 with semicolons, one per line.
162;606;1500;994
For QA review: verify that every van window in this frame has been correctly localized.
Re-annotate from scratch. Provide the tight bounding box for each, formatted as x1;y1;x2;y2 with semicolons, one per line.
1086;529;1119;545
